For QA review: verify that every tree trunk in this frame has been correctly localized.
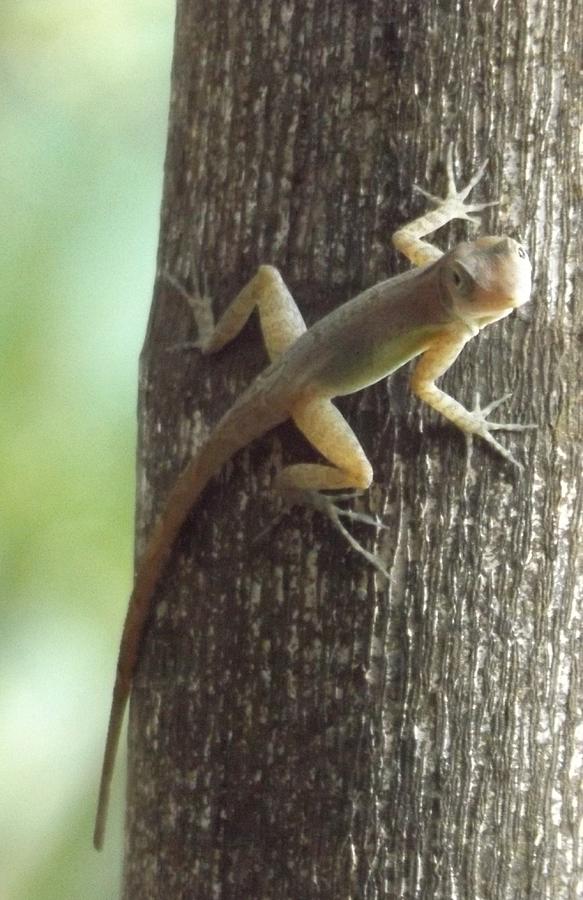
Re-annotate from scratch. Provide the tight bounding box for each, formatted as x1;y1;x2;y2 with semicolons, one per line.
123;1;581;897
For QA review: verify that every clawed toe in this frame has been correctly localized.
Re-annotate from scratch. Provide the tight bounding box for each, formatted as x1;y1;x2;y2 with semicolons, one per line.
464;391;536;469
422;147;500;219
292;490;390;579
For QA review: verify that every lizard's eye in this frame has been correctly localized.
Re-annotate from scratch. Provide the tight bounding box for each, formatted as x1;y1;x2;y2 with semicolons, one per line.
517;246;527;259
449;263;472;296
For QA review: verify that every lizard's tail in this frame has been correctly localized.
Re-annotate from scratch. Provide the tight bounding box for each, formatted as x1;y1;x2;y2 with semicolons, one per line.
93;390;289;849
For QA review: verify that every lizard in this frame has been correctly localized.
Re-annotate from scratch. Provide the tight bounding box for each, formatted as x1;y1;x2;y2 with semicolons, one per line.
93;149;533;849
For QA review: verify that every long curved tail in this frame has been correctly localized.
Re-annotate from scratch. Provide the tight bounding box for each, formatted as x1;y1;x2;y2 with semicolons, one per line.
93;387;289;849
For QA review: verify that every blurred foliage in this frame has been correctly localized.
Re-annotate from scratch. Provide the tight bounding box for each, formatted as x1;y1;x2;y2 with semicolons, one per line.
0;2;173;896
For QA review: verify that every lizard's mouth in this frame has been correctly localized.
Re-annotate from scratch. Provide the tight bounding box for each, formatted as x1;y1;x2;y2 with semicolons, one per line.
506;288;531;308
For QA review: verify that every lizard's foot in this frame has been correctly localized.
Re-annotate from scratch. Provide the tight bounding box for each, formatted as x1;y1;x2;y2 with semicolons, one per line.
413;145;498;226
162;270;216;351
291;489;390;579
465;391;537;470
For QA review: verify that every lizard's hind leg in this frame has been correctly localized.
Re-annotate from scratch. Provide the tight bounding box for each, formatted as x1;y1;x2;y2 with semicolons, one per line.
199;265;307;360
275;396;389;578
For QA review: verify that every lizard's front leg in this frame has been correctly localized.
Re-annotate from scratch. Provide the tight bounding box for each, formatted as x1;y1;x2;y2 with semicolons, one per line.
411;330;536;469
392;147;497;267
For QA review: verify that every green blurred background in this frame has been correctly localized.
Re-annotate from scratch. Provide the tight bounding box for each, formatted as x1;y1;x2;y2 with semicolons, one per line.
1;2;173;896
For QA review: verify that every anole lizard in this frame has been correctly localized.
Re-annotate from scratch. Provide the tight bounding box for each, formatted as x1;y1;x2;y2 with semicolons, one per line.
93;150;533;849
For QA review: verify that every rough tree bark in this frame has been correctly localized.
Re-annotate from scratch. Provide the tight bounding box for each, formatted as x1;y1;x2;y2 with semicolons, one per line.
122;1;581;897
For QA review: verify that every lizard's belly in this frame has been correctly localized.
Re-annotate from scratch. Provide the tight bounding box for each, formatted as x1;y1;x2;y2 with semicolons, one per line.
315;325;442;398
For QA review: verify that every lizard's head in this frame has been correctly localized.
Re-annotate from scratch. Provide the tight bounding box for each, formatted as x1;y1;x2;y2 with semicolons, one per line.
441;236;532;328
